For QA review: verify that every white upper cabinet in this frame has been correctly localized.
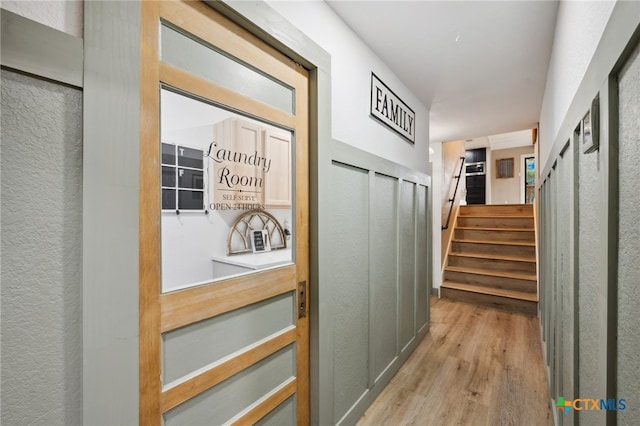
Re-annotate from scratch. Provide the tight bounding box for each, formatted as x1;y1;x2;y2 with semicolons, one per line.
212;117;292;209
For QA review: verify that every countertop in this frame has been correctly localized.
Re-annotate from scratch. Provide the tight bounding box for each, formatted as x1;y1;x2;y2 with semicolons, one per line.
212;248;293;270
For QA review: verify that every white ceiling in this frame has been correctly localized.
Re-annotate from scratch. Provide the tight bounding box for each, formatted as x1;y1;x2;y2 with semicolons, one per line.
325;0;559;146
465;129;534;151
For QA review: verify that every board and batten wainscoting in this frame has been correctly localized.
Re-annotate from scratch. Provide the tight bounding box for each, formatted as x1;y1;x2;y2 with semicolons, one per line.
315;141;432;425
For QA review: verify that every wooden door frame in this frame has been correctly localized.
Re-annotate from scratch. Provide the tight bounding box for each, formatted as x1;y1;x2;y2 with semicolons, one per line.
158;3;334;423
139;1;310;424
83;1;331;424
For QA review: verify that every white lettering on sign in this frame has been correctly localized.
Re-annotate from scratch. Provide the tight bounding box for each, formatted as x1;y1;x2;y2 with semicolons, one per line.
370;72;416;144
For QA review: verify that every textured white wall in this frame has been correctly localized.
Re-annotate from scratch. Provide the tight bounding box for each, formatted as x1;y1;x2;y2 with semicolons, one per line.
489;145;535;205
1;0;83;37
265;0;434;302
265;0;430;175
438;140;465;269
430;142;443;289
538;0;615;171
1;69;83;425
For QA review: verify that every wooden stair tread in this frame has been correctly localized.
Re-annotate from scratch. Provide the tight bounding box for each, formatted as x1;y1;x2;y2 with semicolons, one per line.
452;238;535;247
456;226;535;232
444;266;537;281
458;214;533;218
442;280;538;302
461;203;533;209
448;205;538;313
460;204;532;208
448;252;536;263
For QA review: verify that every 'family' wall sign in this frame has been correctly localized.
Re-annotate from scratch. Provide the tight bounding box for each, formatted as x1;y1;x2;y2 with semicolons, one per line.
370;72;415;144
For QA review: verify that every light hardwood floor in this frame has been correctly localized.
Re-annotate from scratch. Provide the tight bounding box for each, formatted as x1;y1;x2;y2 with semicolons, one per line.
357;297;552;426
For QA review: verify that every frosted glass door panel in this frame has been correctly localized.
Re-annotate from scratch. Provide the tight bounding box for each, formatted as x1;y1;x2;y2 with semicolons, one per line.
161;24;294;114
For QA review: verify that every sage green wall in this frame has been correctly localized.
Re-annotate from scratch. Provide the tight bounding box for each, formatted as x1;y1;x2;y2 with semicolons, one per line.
329;162;370;422
324;143;431;425
577;123;606;425
83;2;141;423
1;69;83;425
616;38;640;426
537;3;640;426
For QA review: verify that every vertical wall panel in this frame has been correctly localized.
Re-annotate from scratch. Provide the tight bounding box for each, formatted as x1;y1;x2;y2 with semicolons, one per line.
415;184;429;331
399;181;416;351
83;2;141;423
544;177;552;364
329;162;370;423
322;142;431;425
559;153;567;402
539;183;547;342
545;173;554;369
370;173;399;381
577;117;605;425
538;181;548;346
555;159;565;407
559;149;575;426
550;169;558;400
617;39;640;425
0;70;83;425
547;177;553;363
571;134;580;418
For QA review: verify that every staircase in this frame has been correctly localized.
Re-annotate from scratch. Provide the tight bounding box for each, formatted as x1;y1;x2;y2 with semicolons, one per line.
441;204;537;316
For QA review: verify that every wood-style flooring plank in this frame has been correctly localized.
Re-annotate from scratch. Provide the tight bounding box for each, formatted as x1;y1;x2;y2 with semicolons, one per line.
356;385;427;426
357;297;552;426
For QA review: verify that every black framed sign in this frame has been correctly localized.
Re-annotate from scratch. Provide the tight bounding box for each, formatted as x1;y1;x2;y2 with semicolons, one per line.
370;72;416;144
250;229;271;253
